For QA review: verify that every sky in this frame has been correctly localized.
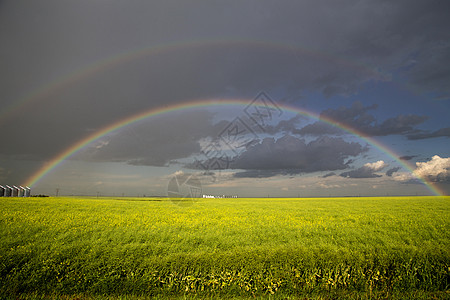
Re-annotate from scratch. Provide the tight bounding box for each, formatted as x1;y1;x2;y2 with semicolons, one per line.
0;0;449;197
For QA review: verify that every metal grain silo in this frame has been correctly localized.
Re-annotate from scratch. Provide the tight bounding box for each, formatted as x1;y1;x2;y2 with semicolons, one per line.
4;185;12;197
18;186;25;197
12;186;19;197
25;186;31;197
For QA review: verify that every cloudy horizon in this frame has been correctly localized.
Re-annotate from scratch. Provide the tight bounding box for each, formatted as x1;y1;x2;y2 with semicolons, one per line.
1;0;449;197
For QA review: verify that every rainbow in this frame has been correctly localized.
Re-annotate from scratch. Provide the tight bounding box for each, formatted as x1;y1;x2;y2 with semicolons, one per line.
23;99;444;196
0;39;385;126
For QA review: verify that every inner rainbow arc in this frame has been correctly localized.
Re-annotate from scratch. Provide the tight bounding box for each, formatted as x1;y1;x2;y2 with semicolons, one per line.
23;99;444;196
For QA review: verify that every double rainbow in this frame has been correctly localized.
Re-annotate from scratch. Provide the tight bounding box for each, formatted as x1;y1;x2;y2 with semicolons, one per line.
1;39;440;195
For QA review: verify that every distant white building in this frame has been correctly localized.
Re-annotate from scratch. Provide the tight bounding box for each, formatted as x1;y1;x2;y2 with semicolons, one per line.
203;194;238;198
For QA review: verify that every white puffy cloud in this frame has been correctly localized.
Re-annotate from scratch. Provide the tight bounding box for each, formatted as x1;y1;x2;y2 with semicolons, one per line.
340;160;387;178
364;160;387;171
414;155;450;182
318;182;341;189
392;172;418;183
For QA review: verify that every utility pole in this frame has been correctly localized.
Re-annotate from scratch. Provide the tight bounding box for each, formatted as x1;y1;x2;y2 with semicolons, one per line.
56;188;59;197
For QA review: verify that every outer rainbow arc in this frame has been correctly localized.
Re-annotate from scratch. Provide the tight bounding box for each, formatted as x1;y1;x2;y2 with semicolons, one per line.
0;39;384;126
23;99;443;196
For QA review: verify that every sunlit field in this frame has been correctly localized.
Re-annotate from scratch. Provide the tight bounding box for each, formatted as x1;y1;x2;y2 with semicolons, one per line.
1;196;449;299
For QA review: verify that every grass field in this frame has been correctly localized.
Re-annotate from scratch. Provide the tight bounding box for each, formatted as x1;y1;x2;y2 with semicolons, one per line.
0;196;449;299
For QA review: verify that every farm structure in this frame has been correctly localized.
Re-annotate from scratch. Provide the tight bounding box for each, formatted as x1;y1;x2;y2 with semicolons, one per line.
0;185;31;197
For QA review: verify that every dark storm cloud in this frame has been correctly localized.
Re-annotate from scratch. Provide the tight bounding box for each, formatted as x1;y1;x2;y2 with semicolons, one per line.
0;44;382;161
321;172;336;178
255;1;450;98
407;127;450;140
428;174;450;183
0;167;9;182
294;122;345;136
407;42;450;99
319;101;428;136
1;0;449;116
228;135;366;178
386;167;401;177
370;115;428;136
233;170;283;179
75;110;222;167
321;101;377;127
400;155;417;161
340;168;381;179
264;115;307;135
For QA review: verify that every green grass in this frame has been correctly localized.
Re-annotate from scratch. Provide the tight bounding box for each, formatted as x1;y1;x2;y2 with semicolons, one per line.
1;196;449;299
